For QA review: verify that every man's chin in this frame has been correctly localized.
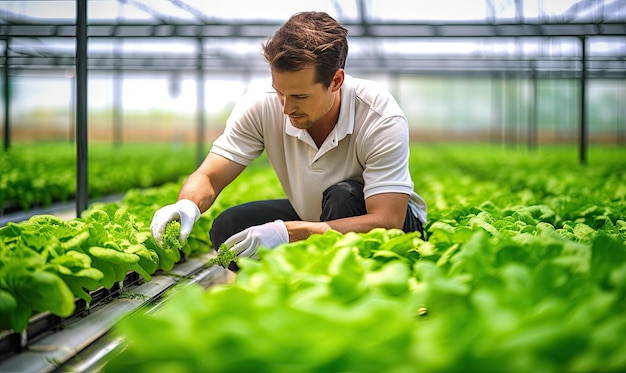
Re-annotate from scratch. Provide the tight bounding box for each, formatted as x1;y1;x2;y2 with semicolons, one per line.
289;117;310;128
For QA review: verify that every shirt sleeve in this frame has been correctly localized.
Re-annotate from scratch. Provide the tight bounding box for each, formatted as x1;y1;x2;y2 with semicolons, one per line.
359;115;415;199
210;91;267;166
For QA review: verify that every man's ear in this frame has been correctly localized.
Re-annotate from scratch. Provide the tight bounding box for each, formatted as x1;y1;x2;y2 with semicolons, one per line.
330;69;344;92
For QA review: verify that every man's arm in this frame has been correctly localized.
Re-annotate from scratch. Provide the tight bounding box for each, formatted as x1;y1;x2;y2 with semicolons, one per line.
284;192;410;241
150;152;246;245
178;152;246;213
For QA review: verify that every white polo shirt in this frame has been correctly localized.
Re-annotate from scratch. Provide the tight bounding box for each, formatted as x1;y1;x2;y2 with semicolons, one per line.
210;74;427;224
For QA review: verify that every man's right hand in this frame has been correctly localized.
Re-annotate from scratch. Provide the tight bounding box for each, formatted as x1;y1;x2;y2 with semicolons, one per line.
150;199;200;247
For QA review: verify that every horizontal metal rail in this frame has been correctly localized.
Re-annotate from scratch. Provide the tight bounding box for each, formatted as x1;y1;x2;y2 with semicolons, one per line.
1;20;625;38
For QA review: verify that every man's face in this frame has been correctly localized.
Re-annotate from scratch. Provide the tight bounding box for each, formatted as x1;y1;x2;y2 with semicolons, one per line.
271;67;338;130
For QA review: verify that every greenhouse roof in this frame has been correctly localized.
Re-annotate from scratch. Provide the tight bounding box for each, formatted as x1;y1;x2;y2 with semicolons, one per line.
1;0;625;77
2;0;625;25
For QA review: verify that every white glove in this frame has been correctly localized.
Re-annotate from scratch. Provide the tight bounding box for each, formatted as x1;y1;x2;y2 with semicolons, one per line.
150;199;201;246
224;220;289;259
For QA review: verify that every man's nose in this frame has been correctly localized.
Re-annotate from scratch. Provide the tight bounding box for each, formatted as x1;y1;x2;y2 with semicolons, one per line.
282;97;296;115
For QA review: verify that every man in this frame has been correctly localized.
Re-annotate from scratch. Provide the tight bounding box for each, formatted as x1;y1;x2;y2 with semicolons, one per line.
151;11;427;270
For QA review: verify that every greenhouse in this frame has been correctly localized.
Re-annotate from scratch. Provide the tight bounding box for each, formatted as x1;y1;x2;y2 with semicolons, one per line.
1;0;625;372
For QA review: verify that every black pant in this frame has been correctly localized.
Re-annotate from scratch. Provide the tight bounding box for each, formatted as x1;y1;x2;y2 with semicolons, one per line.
209;180;423;270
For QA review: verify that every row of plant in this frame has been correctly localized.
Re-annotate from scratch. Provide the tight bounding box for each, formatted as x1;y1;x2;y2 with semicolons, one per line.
0;142;197;212
1;144;625;371
0;157;280;334
103;144;626;372
0;192;207;333
106;228;625;372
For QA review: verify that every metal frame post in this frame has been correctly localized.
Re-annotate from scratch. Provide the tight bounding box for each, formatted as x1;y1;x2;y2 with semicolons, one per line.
3;38;9;152
579;36;588;164
76;0;88;215
196;37;206;167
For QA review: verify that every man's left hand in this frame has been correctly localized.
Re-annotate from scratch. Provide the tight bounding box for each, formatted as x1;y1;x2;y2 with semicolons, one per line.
224;220;289;258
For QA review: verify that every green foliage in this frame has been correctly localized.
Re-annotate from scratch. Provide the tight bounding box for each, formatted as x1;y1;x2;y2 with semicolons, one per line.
107;225;626;372
150;221;182;271
104;144;626;373
207;243;237;268
0;197;209;332
1;144;625;371
163;221;182;252
0;142;196;211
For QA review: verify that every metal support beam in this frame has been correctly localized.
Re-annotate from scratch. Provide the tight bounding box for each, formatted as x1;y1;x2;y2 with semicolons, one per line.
113;35;123;148
489;74;501;143
195;37;205;167
2;20;625;39
579;36;588;164
113;2;123;147
68;71;75;143
76;0;88;215
113;68;123;147
529;68;538;150
619;80;625;146
3;38;9;152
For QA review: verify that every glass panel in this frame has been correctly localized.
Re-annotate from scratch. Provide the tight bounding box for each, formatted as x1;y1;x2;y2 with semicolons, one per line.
1;0;623;24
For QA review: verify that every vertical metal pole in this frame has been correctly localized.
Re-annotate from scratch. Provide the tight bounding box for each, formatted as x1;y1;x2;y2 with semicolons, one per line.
113;6;123;148
579;36;588;164
76;0;88;215
3;38;10;152
196;37;205;167
489;74;501;144
68;71;75;143
513;76;519;147
515;0;524;20
506;74;519;148
529;68;538;150
501;74;508;146
113;68;122;147
618;80;625;146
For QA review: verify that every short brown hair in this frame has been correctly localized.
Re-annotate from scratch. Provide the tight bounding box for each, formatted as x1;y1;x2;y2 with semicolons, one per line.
262;11;348;88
